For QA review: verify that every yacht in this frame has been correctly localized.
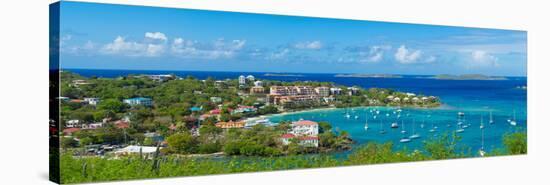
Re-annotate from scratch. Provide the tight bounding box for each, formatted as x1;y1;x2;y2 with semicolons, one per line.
391;122;399;128
409;119;420;139
509;110;517;126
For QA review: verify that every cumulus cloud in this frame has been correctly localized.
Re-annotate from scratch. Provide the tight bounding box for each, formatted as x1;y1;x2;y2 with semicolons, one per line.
145;32;167;41
170;38;246;59
101;36;165;57
294;41;323;50
360;45;391;63
395;45;422;64
466;50;499;68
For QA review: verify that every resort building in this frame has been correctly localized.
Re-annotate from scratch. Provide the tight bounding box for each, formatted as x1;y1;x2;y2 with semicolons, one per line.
215;121;246;129
267;86;326;106
279;134;319;147
347;87;360;95
84;98;100;105
123;97;153;107
250;86;265;94
291;120;319;136
330;87;342;95
315;87;330;97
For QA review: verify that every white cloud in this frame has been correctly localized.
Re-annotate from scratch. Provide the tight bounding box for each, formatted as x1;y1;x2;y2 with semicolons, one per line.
295;41;323;50
171;38;246;59
466;50;499;68
358;45;391;63
395;45;422;64
145;32;167;41
267;48;290;60
101;36;164;57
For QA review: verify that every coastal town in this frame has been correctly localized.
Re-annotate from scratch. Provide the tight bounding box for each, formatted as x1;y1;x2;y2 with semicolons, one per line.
59;71;439;157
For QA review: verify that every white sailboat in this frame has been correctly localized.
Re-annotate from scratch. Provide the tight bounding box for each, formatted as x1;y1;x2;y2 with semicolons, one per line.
509;110;517;126
364;112;369;130
379;118;386;134
479;121;486;157
480;116;485;129
400;136;411;143
400;120;406;134
409;119;420;139
429;121;436;133
391;122;399;128
456;113;465;133
489;111;494;124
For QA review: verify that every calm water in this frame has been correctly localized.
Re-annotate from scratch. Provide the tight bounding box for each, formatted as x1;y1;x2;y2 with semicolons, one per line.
67;68;527;155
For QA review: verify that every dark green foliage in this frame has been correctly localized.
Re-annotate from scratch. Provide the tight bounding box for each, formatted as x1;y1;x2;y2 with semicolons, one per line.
503;131;527;154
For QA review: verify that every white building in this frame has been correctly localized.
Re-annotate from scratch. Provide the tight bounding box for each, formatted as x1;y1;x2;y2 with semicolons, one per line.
291;120;319;136
254;80;263;87
238;75;246;85
246;75;255;82
315;87;330;97
66;120;80;128
123;97;153;107
330;87;342;95
114;145;160;157
84;98;100;105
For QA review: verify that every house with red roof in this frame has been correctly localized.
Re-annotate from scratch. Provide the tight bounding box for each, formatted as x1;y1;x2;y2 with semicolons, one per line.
63;128;81;136
114;120;129;129
291;120;319;136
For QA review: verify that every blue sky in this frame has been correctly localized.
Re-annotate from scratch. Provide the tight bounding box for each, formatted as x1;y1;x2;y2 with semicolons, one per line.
58;1;527;76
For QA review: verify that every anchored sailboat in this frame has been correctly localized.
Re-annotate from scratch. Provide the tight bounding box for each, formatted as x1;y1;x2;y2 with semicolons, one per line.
509;110;517;126
409;119;420;139
479;121;486;157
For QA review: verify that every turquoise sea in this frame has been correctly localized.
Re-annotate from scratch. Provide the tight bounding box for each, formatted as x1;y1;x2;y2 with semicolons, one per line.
69;69;527;155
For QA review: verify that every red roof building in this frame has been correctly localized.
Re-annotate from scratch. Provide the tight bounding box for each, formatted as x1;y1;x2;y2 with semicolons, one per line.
62;128;81;135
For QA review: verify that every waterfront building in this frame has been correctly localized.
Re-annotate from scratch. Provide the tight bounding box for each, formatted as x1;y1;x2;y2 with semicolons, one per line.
330;87;342;95
347;87;360;95
315;86;330;97
291;120;319;136
123;97;153;107
268;86;323;106
279;134;319;147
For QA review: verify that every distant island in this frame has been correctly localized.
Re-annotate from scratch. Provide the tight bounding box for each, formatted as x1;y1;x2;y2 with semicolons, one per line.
425;74;508;80
334;74;403;78
264;73;304;77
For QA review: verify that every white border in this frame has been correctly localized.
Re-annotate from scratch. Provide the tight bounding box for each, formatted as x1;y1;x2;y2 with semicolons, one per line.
1;0;548;184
